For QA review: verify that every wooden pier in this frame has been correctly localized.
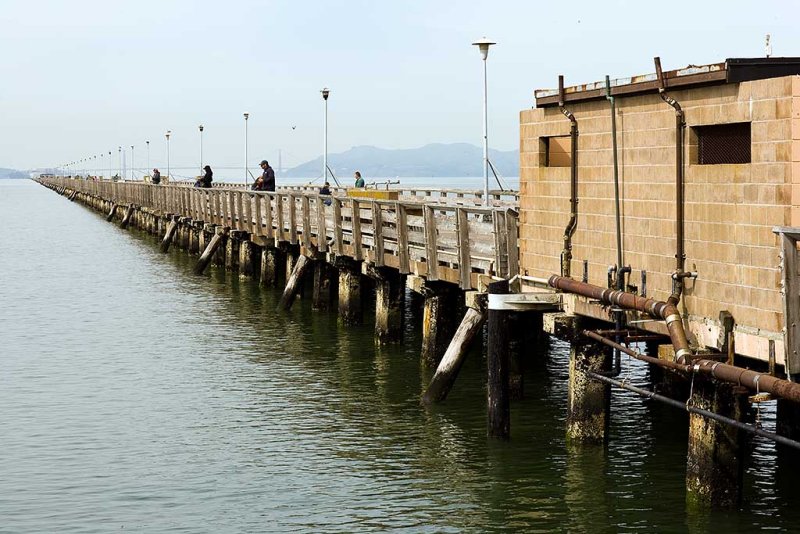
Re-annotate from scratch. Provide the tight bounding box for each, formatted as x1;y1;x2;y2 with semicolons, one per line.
37;160;800;510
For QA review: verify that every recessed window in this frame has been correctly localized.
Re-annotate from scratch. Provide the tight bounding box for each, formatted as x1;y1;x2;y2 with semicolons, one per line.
694;122;751;165
541;136;572;167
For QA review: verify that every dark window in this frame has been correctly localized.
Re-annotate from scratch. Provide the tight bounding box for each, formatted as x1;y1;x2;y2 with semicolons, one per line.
694;122;751;165
541;135;572;167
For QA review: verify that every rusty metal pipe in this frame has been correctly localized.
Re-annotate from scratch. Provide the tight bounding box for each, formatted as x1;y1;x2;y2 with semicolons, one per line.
548;275;692;361
583;330;691;372
587;370;800;450
586;331;800;405
694;360;800;404
654;57;687;304
558;74;579;278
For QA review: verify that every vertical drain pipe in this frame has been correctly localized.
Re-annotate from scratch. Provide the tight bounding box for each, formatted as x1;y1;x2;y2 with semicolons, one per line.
654;57;687;304
606;75;624;376
558;75;579;278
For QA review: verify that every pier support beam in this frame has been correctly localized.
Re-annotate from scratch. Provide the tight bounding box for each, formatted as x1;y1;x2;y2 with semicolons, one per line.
260;246;284;287
194;227;227;275
422;292;486;404
417;279;461;368
567;321;612;444
120;205;135;229
312;261;336;311
686;381;747;508
369;266;404;344
225;231;243;272
337;258;363;325
487;280;511;439
279;255;311;310
188;221;203;254
159;216;180;253
106;203;117;222
239;239;260;278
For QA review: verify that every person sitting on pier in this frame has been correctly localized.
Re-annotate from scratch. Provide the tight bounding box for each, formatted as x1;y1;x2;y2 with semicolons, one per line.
152;168;161;185
319;182;332;206
354;171;365;188
253;160;275;192
200;165;213;188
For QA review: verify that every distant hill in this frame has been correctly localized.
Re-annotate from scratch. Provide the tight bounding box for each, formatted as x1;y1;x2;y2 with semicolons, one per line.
0;167;28;179
283;143;518;179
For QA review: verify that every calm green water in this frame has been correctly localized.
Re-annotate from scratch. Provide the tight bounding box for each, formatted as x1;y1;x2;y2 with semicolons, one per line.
2;179;800;532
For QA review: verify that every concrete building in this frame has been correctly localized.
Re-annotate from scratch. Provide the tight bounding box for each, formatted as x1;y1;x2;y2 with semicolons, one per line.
519;58;800;371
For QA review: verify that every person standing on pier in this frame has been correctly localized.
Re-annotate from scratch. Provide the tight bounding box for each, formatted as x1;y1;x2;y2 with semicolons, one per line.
354;171;365;188
152;169;161;185
253;160;275;191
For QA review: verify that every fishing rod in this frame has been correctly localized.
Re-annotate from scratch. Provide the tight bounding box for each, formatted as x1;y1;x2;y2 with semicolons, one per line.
325;164;341;187
487;159;508;191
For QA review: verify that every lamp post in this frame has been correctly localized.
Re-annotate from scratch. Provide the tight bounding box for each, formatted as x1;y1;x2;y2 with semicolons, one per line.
118;146;122;179
243;113;249;185
198;124;204;175
472;37;495;206
131;145;135;180
321;88;330;181
146;140;150;178
166;130;171;182
108;151;111;179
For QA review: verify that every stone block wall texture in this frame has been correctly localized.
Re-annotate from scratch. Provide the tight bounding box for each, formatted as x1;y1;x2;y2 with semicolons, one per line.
520;75;800;333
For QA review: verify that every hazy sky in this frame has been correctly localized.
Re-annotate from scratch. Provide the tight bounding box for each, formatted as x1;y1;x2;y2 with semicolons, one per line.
1;0;797;178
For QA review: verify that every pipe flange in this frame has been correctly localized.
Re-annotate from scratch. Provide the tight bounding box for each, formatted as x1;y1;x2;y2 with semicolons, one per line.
675;348;693;361
665;313;682;326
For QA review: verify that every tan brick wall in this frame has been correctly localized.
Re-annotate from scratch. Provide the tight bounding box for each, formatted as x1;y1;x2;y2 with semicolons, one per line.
520;75;799;333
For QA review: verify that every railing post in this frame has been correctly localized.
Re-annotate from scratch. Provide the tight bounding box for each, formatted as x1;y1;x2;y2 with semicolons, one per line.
456;207;471;289
423;205;438;281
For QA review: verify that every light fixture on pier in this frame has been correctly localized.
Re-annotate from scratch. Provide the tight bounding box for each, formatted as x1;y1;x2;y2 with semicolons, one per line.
131;145;135;180
198;124;204;176
320;88;330;182
243;113;249;185
146;140;150;178
166;131;171;181
472;37;495;206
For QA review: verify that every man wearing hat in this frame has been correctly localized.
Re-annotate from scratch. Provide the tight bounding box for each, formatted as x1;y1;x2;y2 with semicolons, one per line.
253;160;275;191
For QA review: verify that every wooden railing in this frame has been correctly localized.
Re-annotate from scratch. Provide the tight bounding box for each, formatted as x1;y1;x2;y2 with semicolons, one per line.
43;178;519;288
108;177;519;206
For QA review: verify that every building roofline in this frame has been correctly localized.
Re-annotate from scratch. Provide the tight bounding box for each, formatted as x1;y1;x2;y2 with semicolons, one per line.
534;57;800;108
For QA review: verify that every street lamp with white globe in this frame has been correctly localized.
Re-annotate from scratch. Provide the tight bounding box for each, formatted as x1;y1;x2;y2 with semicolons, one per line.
472;37;495;206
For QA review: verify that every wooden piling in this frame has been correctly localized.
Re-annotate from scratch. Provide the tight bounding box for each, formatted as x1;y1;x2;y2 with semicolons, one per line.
373;267;404;344
312;261;336;311
278;255;311;310
239;239;259;278
159;216;180;253
338;259;363;325
487;280;511;439
260;246;284;287
567;326;612;444
194;227;226;275
106;203;117;222
421;281;461;367
686;381;748;508
120;205;135;229
226;231;243;272
422;302;486;404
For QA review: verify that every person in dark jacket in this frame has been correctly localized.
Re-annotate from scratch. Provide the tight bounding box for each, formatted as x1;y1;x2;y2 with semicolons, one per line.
253;160;275;191
354;171;365;188
151;169;161;185
201;165;213;188
319;182;332;206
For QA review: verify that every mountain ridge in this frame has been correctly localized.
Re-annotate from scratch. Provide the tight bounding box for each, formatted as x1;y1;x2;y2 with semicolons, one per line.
283;142;518;179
